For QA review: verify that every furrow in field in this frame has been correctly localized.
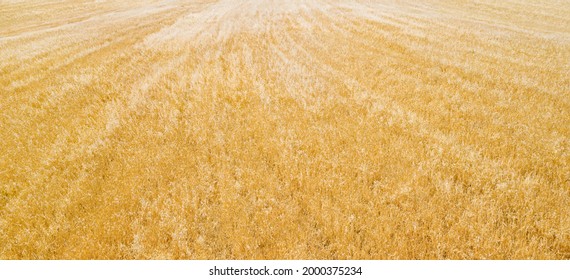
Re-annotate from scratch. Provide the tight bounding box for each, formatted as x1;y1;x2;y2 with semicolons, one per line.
0;3;201;237
0;2;184;88
273;3;569;237
279;9;511;181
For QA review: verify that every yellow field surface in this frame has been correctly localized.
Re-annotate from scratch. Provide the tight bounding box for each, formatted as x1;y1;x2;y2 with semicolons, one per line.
1;0;569;259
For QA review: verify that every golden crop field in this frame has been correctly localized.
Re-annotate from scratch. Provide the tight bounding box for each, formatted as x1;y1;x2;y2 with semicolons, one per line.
1;0;569;259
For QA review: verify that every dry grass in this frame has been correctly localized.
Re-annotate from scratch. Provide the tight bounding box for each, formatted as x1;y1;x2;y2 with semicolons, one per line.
1;0;569;259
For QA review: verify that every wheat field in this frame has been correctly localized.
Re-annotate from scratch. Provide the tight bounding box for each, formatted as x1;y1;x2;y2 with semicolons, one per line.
1;0;569;259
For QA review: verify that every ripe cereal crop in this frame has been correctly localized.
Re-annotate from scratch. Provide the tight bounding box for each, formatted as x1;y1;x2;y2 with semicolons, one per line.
0;0;569;259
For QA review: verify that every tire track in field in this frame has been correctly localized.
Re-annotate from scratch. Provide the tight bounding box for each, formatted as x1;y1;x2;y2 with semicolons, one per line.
0;0;219;254
333;7;569;112
271;3;559;192
0;2;184;90
0;4;205;256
